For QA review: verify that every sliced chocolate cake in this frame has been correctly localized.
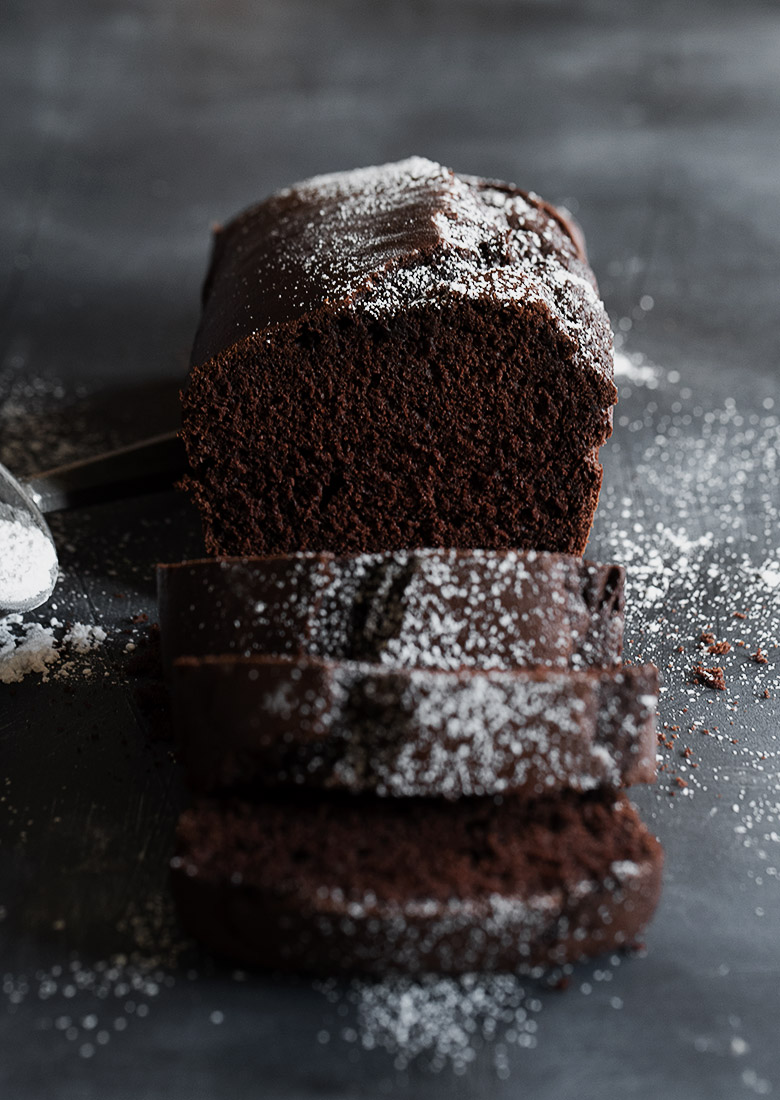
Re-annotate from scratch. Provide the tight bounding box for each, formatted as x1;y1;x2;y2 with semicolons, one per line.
180;158;616;557
168;158;662;975
171;790;663;974
171;656;658;798
157;549;625;675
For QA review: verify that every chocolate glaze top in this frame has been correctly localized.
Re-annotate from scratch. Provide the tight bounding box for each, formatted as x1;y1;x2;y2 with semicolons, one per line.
191;157;610;371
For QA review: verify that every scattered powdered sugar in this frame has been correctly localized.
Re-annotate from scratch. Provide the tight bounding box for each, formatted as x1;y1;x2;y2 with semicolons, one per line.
315;958;636;1076
0;615;108;683
0;503;57;608
597;405;780;668
308;347;780;1075
613;349;661;387
588;356;780;977
316;973;545;1075
0;372;123;479
0;893;187;1061
333;663;652;797
63;622;108;653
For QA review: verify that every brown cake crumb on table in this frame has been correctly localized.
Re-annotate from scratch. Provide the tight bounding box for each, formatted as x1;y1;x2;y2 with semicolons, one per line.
692;664;726;691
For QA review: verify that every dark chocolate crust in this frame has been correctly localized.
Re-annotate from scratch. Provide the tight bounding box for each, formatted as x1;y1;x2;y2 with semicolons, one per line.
191;164;593;362
157;549;625;676
171;790;663;974
171;656;658;798
180;158;616;557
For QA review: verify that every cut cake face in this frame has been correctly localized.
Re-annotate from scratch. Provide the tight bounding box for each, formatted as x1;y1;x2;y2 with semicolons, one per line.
172;790;663;975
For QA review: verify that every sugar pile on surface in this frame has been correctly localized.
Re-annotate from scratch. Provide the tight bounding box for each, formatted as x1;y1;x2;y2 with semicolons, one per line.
0;615;107;683
315;971;548;1075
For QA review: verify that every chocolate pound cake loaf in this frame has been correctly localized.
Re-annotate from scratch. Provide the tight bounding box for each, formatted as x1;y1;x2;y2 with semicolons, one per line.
181;158;616;557
171;656;658;798
158;549;625;675
172;790;663;974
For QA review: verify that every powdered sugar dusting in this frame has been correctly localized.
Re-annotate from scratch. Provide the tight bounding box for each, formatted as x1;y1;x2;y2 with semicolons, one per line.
0;373;124;479
174;657;656;798
331;662;654;798
200;158;613;384
0;892;186;1061
0;503;57;608
0;615;108;683
613;350;661;386
159;549;624;673
316;973;543;1073
305;344;780;1075
316;960;632;1075
290;158;610;375
586;352;780;828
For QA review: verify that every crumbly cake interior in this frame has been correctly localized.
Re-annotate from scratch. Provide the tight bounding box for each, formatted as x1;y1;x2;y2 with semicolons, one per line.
175;789;659;907
182;301;615;556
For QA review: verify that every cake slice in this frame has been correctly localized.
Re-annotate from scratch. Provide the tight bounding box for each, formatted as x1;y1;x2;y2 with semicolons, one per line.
171;656;658;798
180;158;616;557
157;549;624;675
171;790;663;974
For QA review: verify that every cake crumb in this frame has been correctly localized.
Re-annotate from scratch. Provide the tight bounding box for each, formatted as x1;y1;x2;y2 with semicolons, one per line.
692;665;726;691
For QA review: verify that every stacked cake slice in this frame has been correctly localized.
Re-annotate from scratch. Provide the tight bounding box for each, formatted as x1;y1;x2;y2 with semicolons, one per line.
160;549;662;973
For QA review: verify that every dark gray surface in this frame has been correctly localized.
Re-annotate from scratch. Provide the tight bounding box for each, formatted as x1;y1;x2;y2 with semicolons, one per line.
2;1;780;1096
